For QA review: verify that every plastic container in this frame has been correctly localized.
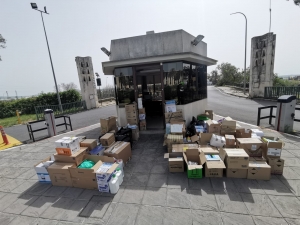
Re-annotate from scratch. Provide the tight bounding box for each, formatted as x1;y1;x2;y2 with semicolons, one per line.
115;168;123;185
109;174;119;194
116;159;124;177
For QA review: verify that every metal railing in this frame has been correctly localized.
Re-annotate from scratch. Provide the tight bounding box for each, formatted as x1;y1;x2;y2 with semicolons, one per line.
264;87;300;100
35;101;86;120
27;115;72;142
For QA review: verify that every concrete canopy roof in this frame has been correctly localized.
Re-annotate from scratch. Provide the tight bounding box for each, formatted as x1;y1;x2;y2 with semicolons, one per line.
102;52;217;75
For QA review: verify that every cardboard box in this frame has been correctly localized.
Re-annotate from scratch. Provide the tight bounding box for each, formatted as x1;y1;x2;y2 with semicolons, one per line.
253;157;266;162
127;118;138;125
132;127;139;141
100;133;115;147
267;158;285;175
183;148;206;179
69;155;106;179
104;141;132;163
225;148;249;169
222;117;236;128
100;116;117;134
125;103;137;113
236;129;251;138
140;120;146;130
54;147;89;166
165;110;183;123
98;183;110;193
247;161;271;180
199;133;213;145
236;138;263;157
171;143;199;153
205;110;213;120
262;136;284;158
34;157;53;183
226;168;247;178
139;114;146;120
200;146;219;155
126;110;138;119
72;177;98;189
96;160;119;184
165;134;184;152
47;162;74;187
80;139;97;151
139;108;146;114
170;122;186;134
225;135;235;146
205;160;226;178
164;152;184;172
206;120;221;134
55;137;80;156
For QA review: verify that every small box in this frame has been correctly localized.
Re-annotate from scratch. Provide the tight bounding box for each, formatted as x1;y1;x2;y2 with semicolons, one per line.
165;110;183;123
205;160;226;178
205;110;213;120
54;147;89;166
126;110;138;119
55;137;80;156
98;183;110;193
139;114;146;121
100;133;115;147
104;141;132;164
206;120;221;134
225;135;235;146
267;158;285;175
96;160;119;183
34;157;53;183
125;103;137;113
127;118;138;125
165;104;176;113
183;148;206;179
236;138;263;157
80;139;97;151
226;168;247;178
132;127;139;141
47;162;75;187
262;136;284;158
139;108;146;114
140;120;146;130
236;130;251;138
225;148;249;169
222;117;236;128
100;116;117;134
247;161;271;180
200;146;219;155
164;152;184;172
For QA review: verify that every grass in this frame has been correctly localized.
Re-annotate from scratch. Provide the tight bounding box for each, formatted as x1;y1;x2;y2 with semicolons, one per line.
0;114;37;128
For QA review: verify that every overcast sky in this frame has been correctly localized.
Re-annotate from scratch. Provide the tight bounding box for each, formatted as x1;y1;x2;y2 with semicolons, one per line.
1;0;299;96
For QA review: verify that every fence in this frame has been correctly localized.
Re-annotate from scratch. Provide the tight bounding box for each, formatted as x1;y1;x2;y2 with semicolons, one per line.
35;101;86;120
264;87;300;100
97;88;115;99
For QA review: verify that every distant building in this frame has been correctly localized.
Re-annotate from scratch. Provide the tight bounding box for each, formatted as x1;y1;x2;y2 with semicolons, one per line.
249;33;276;97
75;57;99;109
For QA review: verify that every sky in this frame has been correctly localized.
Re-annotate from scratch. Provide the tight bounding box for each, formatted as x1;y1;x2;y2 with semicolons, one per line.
0;0;300;97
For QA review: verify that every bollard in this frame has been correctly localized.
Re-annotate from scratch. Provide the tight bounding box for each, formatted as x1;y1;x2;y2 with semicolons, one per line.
0;126;9;145
16;110;22;124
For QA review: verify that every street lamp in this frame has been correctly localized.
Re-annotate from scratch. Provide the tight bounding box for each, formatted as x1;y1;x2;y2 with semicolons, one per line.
231;12;247;95
31;3;62;111
95;73;102;105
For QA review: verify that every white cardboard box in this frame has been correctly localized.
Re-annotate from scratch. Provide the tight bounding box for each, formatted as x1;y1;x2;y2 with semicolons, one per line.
34;160;54;183
55;137;80;153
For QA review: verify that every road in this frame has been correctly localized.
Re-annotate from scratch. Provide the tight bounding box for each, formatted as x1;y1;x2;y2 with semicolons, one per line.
207;86;300;132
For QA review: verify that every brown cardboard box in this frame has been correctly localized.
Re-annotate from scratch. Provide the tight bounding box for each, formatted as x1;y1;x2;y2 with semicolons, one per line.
205;110;213;120
205;160;226;178
69;155;105;179
140;120;146;130
165;134;184;152
236;138;263;157
72;177;98;189
54;147;88;166
199;133;213;145
267;158;285;175
132;127;139;141
225;135;235;146
100;117;117;134
253;157;266;162
225;145;236;148
170;121;186;134
236;130;251;138
206;120;221;134
125;103;137;113
183;148;207;178
104;141;132;163
127;118;138;125
126;111;138;119
100;133;115;147
222;117;236;128
165;110;183;123
164;152;184;172
247;161;271;180
225;148;249;169
226;168;247;178
80;139;97;151
199;145;219;155
190;135;199;143
139;108;146;114
171;143;198;153
262;136;284;158
47;162;74;187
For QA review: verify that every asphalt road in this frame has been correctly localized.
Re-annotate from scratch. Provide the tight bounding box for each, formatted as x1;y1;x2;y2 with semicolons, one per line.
207;86;300;132
5;105;117;143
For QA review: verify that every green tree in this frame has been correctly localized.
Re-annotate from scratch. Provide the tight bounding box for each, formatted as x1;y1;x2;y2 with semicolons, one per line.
273;74;300;86
0;34;6;61
216;63;241;86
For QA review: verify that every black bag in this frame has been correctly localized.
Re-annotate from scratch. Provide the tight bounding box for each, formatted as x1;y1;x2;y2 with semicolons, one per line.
115;127;133;147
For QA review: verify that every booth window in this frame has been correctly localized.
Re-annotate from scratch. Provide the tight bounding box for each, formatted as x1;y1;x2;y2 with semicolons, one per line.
81;62;84;67
114;67;134;106
86;62;89;67
163;61;207;105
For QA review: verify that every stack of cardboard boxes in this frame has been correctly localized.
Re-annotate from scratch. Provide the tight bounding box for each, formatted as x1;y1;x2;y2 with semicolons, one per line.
221;117;236;135
139;107;146;131
125;103;138;126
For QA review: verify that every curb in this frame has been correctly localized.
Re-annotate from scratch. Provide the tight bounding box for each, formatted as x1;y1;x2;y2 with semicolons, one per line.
215;87;249;99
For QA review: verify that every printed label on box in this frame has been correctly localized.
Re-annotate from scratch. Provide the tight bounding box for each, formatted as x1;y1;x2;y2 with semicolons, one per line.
267;148;282;156
251;145;257;151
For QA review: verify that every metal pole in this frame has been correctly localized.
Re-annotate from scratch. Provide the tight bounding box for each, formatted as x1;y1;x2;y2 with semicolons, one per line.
269;0;272;33
40;12;63;112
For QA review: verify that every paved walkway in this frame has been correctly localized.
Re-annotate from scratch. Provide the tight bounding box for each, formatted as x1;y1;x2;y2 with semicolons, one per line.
216;86;250;98
0;117;300;224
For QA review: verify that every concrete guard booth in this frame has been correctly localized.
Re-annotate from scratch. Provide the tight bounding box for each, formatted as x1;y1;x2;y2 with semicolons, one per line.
102;30;217;129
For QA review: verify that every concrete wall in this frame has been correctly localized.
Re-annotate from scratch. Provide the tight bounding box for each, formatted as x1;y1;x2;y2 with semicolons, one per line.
109;30;207;61
75;57;99;109
249;33;276;98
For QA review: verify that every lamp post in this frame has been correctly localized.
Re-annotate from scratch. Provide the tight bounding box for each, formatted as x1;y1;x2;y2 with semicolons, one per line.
30;3;62;111
231;12;247;95
95;73;102;106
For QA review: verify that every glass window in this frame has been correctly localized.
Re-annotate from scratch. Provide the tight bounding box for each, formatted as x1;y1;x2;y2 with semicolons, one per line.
115;73;134;106
114;67;133;76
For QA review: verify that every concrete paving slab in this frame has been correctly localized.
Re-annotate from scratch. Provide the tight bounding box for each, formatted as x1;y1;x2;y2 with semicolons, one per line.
221;212;255;225
0;212;17;225
59;199;88;223
126;173;149;187
166;188;191;209
0;193;19;211
167;173;188;189
3;194;38;214
188;189;218;211
192;210;223;225
232;179;265;194
40;197;74;220
135;205;164;225
188;177;213;191
281;179;300;196
269;195;300;218
163;207;192;225
150;162;168;174
147;174;167;188
21;196;59;217
79;196;112;218
119;186;145;204
106;203;139;225
60;187;84;199
210;178;236;191
252;216;288;225
7;215;37;225
142;187;167;207
257;177;294;196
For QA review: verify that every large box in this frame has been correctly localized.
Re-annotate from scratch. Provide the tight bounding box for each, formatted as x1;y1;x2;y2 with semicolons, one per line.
140;120;146;130
247;161;271;180
80;139;97;151
236;138;263;157
100;133;115;147
139;108;146;114
165;110;183;123
47;162;75;187
125;103;137;113
34;157;53;183
165;134;184;152
104;141;132;164
54;147;89;166
199;146;219;155
171;143;199;153
127;118;138;125
100;116;117;134
206;120;221;134
225;148;249;169
72;177;97;189
183;148;206;179
126;110;138;119
267;158;285;175
96;160;119;184
199;133;213;145
262;136;284;158
226;168;248;178
164;152;184;172
69;155;105;179
205;160;226;178
170;122;186;134
55;137;80;156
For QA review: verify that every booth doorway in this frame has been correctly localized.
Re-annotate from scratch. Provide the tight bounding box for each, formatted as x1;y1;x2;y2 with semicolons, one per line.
135;65;165;130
